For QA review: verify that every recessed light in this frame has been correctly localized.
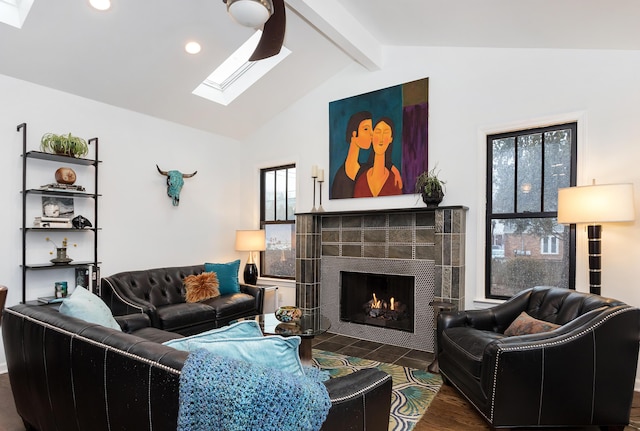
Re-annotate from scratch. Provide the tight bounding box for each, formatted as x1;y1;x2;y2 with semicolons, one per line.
89;0;111;11
185;41;201;55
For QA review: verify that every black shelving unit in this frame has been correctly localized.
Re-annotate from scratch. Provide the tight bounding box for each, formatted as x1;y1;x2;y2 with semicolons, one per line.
18;123;101;303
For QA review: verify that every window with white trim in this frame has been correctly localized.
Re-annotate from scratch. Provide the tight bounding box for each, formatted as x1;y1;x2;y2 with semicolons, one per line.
486;123;577;299
260;164;296;279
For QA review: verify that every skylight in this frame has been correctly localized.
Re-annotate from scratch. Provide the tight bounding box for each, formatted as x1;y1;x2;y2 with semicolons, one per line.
193;30;291;106
0;0;34;29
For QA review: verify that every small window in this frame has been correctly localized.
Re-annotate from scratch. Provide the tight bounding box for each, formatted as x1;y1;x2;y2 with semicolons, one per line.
540;236;559;255
486;123;577;299
260;164;296;279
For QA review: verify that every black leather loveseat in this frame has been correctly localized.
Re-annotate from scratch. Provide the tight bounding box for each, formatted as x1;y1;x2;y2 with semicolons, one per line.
3;303;393;431
101;264;263;335
437;286;640;430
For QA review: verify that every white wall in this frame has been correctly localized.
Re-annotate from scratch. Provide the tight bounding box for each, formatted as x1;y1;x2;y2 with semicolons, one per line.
243;46;640;385
0;74;251;370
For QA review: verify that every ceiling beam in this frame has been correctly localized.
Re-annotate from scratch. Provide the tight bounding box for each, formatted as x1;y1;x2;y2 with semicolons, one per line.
285;0;382;71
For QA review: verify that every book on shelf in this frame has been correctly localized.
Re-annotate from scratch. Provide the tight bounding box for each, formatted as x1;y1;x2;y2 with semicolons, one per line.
76;267;90;288
37;296;64;304
40;183;86;192
33;219;72;228
34;216;72;222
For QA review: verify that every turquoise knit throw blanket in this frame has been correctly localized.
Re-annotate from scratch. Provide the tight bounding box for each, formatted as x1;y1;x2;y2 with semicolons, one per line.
178;349;331;431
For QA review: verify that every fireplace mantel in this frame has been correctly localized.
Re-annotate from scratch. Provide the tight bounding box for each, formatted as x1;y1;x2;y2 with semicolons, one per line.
295;206;467;351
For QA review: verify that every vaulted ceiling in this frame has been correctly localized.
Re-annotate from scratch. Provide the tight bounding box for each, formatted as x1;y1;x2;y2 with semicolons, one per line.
1;0;638;140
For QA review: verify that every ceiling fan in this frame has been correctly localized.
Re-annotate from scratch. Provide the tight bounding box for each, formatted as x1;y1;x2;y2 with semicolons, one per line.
223;0;286;61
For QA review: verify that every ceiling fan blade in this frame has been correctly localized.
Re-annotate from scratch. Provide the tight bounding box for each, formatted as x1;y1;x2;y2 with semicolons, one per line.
249;0;285;61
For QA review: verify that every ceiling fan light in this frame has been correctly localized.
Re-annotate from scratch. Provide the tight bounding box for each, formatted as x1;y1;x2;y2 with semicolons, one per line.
227;0;273;28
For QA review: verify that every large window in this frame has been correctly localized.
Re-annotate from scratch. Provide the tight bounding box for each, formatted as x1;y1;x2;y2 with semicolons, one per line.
260;164;296;279
486;123;577;299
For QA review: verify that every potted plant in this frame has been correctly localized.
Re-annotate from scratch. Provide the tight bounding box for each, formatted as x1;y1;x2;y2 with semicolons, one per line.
40;132;89;158
415;165;446;208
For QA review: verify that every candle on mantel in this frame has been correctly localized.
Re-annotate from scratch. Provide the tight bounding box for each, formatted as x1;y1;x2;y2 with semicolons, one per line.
318;169;324;182
311;165;318;178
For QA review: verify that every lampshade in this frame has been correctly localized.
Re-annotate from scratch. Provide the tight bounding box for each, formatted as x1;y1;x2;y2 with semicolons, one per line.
227;0;273;28
235;230;266;251
557;183;635;224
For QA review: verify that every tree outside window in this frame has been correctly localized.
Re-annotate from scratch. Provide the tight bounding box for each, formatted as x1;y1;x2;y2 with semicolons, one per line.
486;123;576;299
260;164;296;279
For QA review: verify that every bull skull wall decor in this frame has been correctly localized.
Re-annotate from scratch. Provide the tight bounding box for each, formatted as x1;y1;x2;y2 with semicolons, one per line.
156;164;197;206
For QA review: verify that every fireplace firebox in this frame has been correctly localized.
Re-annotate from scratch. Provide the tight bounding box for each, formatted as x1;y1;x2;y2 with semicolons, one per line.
340;271;414;333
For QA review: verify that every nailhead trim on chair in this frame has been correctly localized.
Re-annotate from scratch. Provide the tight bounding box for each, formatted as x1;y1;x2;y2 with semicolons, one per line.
489;306;633;424
103;279;146;313
328;374;392;403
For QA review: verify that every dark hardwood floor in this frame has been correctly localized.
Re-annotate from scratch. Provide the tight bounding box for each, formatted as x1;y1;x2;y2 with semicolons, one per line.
1;332;638;430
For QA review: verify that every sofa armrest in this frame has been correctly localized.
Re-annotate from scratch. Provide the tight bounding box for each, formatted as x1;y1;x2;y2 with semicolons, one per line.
116;312;151;333
321;368;392;431
101;277;159;323
240;284;264;314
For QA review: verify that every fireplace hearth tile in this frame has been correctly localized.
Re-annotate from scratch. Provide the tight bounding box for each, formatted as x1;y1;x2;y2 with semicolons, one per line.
353;339;384;350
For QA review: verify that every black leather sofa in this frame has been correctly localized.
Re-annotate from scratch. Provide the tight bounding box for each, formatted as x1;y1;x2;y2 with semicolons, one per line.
101;264;264;335
3;303;393;431
437;286;640;430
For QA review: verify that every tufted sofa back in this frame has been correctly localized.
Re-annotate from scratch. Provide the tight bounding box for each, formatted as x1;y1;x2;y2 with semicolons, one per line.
101;265;204;315
463;286;628;334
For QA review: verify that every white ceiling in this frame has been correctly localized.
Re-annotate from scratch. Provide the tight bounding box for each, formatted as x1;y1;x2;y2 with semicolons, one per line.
1;0;638;140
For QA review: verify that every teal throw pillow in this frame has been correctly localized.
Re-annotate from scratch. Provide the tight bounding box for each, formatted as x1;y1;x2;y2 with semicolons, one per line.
59;286;122;331
187;335;304;377
162;320;263;351
204;260;241;295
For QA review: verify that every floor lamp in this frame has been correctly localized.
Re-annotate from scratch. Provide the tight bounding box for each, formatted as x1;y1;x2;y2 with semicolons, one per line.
557;181;635;295
235;230;266;285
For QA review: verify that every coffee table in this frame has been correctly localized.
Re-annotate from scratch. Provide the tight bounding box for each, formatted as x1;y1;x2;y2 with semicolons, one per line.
235;312;331;365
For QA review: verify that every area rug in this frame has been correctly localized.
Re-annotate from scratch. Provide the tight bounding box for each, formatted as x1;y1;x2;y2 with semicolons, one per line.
312;349;442;431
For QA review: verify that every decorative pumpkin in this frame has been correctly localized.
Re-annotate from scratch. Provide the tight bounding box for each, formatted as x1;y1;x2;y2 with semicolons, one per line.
55;167;77;185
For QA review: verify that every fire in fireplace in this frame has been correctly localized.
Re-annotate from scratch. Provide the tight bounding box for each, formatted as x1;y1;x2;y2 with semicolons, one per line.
340;271;414;333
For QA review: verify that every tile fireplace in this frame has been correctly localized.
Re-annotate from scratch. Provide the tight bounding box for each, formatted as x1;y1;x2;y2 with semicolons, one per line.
296;206;467;352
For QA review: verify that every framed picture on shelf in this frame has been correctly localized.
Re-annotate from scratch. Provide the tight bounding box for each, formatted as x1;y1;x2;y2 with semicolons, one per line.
42;197;74;218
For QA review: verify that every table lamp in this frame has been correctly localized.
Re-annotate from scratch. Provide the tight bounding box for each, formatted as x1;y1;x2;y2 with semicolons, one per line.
557;180;635;295
235;230;266;285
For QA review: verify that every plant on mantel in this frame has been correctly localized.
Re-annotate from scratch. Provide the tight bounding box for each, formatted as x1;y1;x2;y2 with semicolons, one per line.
415;165;446;208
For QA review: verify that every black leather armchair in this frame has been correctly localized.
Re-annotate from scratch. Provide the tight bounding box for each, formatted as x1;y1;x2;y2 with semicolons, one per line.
437;286;640;430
